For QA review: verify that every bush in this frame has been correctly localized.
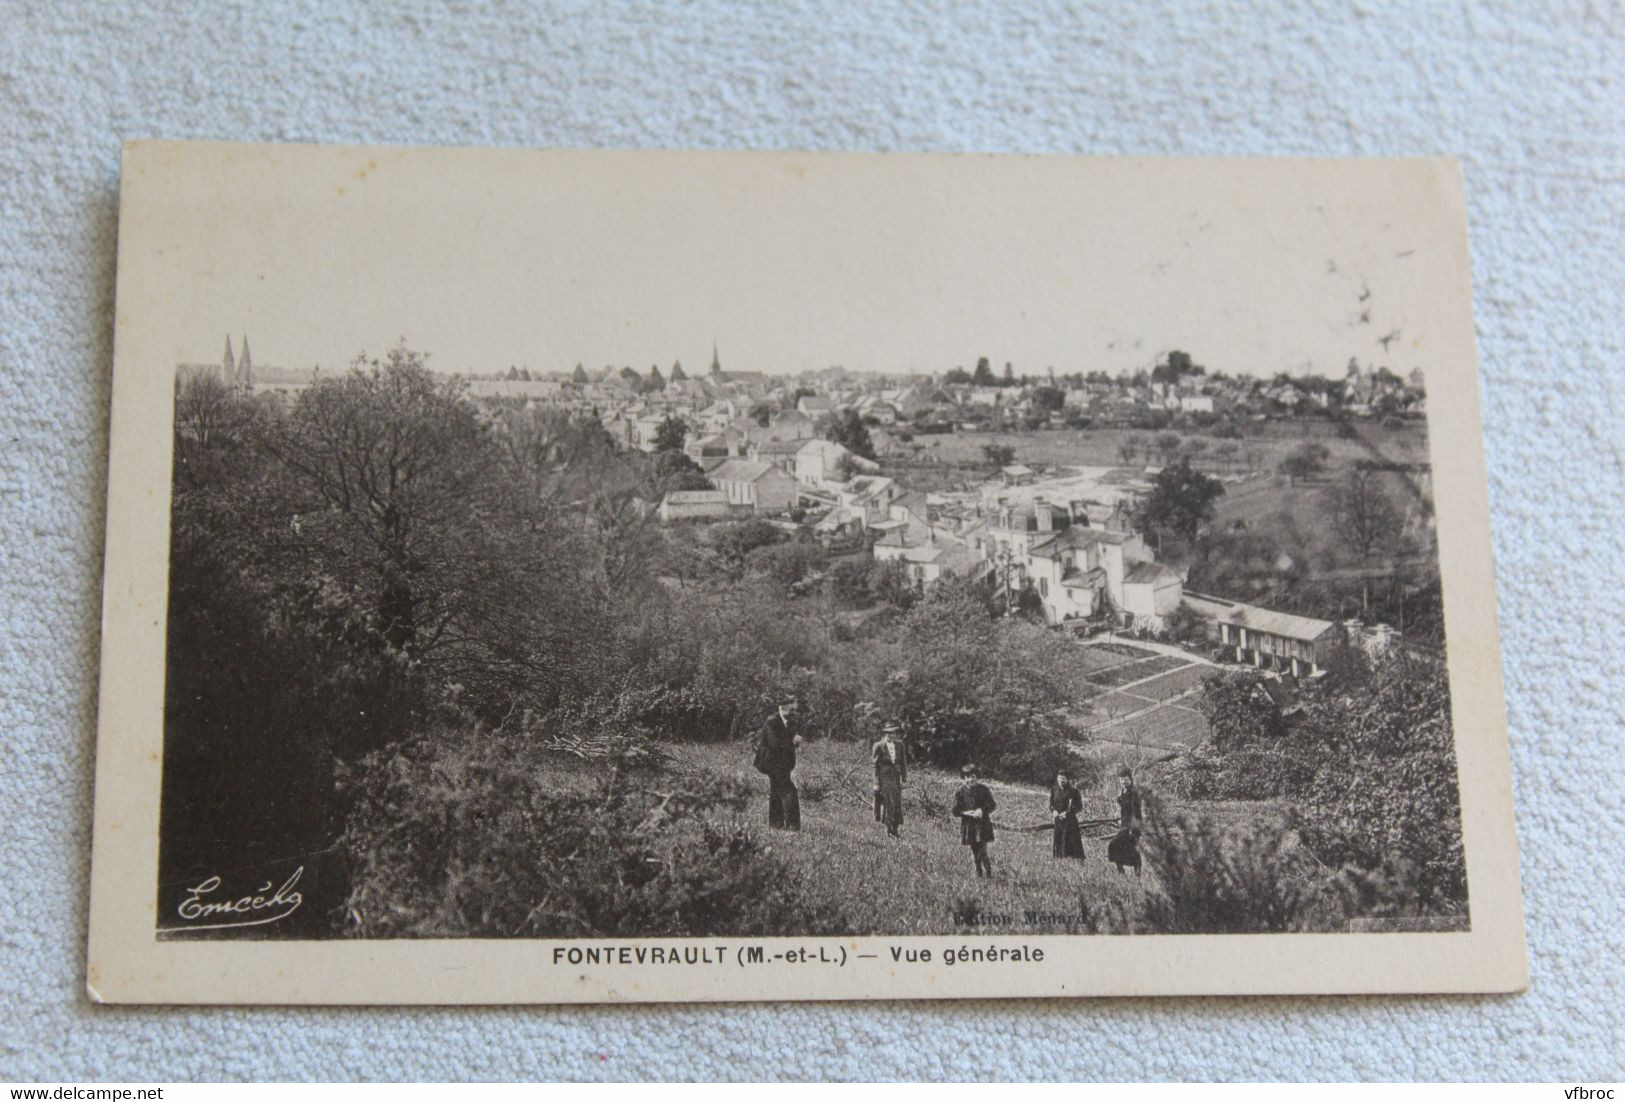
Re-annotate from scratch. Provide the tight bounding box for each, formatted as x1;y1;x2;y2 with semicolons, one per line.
707;519;785;572
1094;799;1344;933
827;558;916;611
1294;654;1467;910
1170;745;1317;801
340;727;849;938
986;740;1102;791
746;540;828;591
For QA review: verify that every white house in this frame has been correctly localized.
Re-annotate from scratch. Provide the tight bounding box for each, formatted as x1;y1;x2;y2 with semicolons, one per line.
794;439;878;489
797;395;835;419
707;458;799;514
873;529;979;587
974;500;1182;630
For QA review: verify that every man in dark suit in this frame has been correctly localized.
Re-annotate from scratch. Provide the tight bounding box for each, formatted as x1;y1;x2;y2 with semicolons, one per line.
753;696;802;830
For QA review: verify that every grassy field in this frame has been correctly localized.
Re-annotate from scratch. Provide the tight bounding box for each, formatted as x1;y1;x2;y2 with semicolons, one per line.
899;420;1430;474
664;739;1155;934
883;420;1438;588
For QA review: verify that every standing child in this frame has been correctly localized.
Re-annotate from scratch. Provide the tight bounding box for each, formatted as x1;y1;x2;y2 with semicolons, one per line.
1107;766;1143;875
952;763;997;878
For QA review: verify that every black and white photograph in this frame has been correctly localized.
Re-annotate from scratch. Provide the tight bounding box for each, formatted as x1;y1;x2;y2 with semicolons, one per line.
88;143;1525;1002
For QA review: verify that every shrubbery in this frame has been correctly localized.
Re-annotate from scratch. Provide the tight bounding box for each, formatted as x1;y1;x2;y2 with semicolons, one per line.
1086;796;1465;934
1183;650;1467;914
1295;654;1466;910
1096;800;1340;932
827;558;916;611
873;579;1091;777
339;726;848;938
991;740;1103;791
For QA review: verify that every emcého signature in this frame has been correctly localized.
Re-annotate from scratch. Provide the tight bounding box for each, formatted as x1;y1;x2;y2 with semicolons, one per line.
171;866;305;931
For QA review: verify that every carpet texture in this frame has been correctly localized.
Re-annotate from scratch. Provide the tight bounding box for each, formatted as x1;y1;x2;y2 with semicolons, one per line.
2;0;1621;1082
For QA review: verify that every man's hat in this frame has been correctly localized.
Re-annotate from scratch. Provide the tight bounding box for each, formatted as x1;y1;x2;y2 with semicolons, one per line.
881;720;902;733
1118;765;1134;779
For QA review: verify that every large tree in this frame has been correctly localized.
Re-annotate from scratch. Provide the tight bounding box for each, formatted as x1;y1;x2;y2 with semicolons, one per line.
1327;464;1400;613
263;348;496;656
259;347;602;713
878;578;1085;770
971;356;996;387
1032;385;1065;412
1281;442;1330;485
653;414;689;453
1137;457;1226;542
825;409;876;460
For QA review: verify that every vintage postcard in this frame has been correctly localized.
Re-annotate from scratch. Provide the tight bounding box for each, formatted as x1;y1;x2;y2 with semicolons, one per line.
88;142;1527;1002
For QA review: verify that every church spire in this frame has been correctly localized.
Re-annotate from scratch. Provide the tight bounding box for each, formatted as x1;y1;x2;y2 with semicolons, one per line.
238;335;252;388
710;342;721;375
222;335;235;383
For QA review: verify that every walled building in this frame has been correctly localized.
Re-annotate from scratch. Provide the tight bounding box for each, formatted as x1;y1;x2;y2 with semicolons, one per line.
967;498;1182;630
657;489;731;523
1186;592;1337;676
707;459;798;514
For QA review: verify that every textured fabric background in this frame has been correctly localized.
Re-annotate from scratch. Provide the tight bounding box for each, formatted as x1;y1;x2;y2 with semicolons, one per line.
2;0;1621;1082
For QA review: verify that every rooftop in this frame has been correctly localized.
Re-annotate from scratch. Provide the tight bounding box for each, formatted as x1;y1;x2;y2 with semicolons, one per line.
1221;601;1336;642
708;459;780;482
1124;561;1180;585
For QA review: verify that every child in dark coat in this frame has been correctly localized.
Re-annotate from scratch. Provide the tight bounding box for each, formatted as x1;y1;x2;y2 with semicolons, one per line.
1107;767;1143;875
951;763;997;878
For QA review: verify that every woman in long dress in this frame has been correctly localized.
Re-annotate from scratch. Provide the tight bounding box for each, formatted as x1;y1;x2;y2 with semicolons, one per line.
1050;770;1085;859
871;722;907;837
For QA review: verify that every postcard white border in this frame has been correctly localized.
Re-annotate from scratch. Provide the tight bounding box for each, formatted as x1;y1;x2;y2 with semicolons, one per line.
87;142;1527;1003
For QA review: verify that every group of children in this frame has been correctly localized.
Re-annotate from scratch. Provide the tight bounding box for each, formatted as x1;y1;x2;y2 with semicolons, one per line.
762;701;1146;882
870;721;1145;880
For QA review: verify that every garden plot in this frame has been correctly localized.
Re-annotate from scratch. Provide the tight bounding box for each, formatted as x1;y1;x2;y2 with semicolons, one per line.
1092;702;1211;752
1073;645;1151;674
1116;663;1215;704
1086;653;1190;689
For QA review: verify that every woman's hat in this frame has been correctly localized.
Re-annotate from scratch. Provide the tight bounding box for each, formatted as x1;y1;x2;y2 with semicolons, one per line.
960;763;978;777
1118;766;1134;779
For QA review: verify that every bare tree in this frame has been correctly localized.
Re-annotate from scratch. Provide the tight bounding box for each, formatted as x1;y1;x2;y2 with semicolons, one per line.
1327;465;1399;614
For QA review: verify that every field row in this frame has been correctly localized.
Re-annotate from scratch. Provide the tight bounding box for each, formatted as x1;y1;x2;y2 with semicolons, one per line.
1073;644;1153;673
1085;653;1191;689
1116;663;1215;703
1091;703;1211;751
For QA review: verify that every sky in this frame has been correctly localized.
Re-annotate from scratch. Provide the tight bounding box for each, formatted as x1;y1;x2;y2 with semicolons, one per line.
152;146;1471;380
